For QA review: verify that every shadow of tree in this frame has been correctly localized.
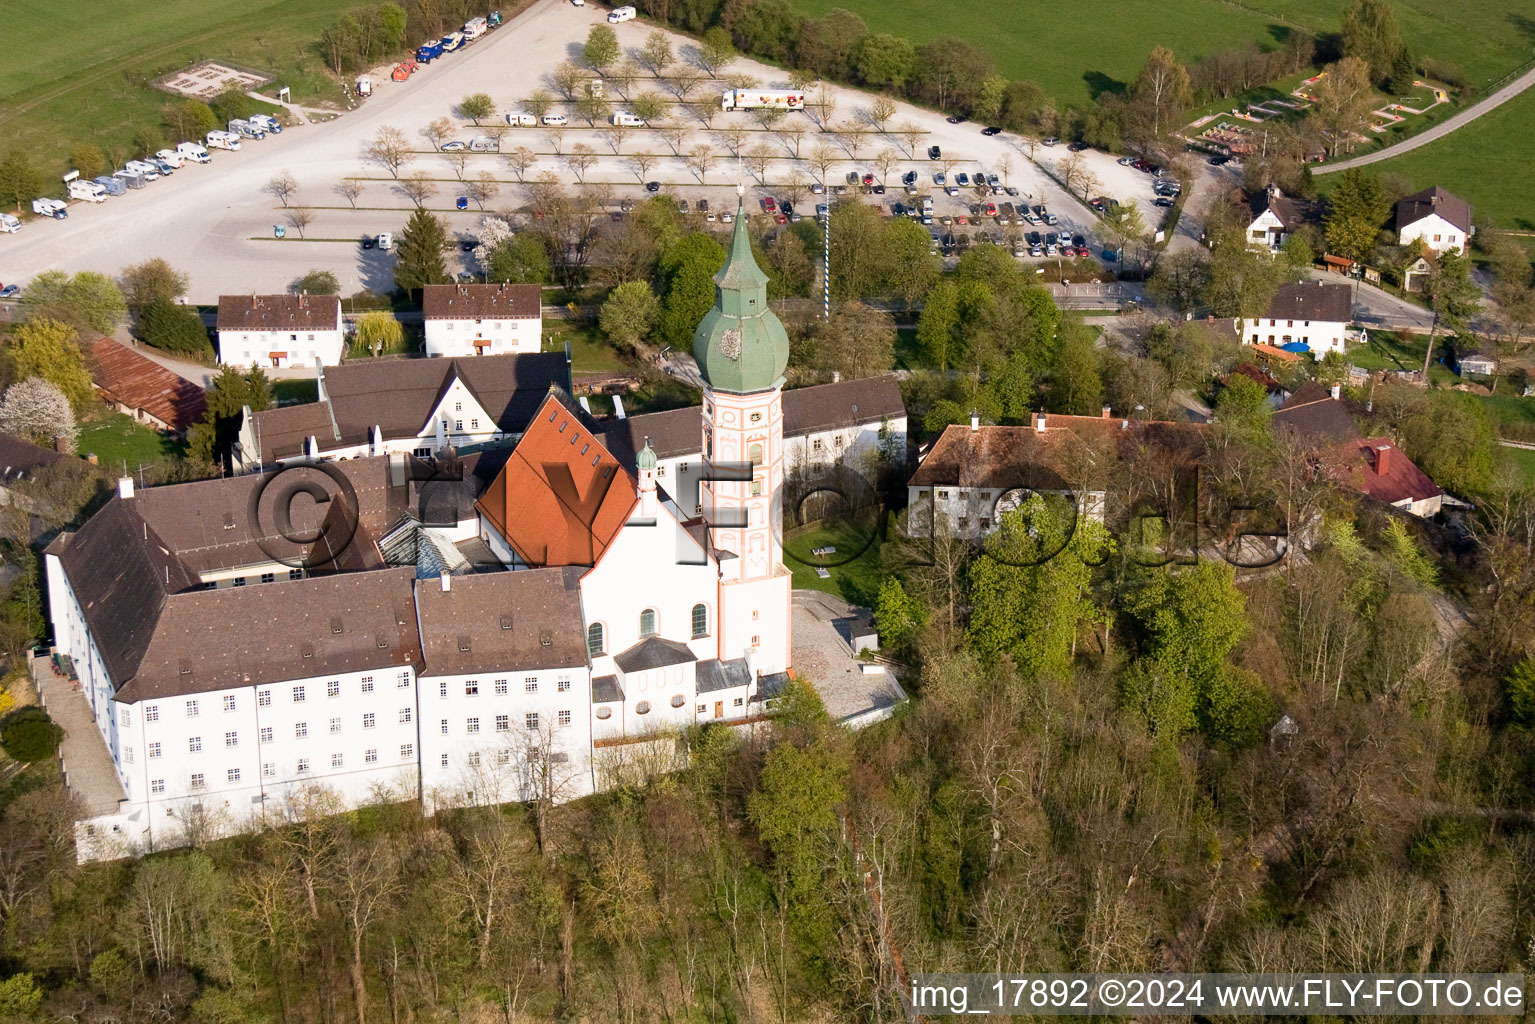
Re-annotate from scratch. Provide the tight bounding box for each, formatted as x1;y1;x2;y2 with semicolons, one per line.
1083;71;1126;99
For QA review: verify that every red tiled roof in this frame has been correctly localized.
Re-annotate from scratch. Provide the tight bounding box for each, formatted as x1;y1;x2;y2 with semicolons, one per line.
1326;437;1442;506
91;337;206;433
475;392;636;567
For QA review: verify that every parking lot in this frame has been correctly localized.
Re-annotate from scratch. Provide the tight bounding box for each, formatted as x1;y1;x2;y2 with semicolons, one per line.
0;1;1163;298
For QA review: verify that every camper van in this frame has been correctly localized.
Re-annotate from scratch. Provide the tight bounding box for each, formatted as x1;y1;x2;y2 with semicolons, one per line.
607;5;636;22
206;131;242;151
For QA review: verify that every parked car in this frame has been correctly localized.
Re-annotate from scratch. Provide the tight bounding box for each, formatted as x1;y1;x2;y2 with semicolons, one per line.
541;114;568;126
984;202;997;217
862;173;874;186
902;170;917;185
361;236;377;250
1208;154;1230;166
0;284;20;298
1117;155;1135;165
981;126;1002;136
872;184;885;194
933;172;946;185
441;140;466;151
955;172;970;187
928;145;942;159
762;196;776;211
1005;186;1020;197
1067;141;1088;151
645;180;660;192
1042;137;1060;146
678;199;689;213
946;115;966;124
1154;196;1174;207
698;198;709;213
780;201;793;216
810;182;825;194
945;185;959;196
987;174;1000;188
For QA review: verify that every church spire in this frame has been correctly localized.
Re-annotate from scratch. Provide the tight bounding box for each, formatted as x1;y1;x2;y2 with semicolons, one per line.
692;191;789;395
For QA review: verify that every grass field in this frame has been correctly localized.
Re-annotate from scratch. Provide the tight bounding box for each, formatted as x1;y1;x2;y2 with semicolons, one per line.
1503;445;1535;484
786;0;1535;110
77;409;187;471
1319;86;1535;232
3;0;350;183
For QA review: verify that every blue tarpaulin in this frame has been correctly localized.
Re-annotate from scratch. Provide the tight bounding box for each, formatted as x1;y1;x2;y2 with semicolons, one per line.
1281;342;1311;353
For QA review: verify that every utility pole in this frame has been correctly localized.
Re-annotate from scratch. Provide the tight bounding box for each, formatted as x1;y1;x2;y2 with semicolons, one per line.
823;187;831;319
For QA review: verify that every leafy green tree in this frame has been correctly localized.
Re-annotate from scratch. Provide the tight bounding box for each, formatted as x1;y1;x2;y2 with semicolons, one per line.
1281;232;1315;275
67;144;106;180
1341;0;1410;88
1128;560;1247;687
916;278;959;370
1203;227;1284;318
1130;45;1192;138
1422;248;1482;375
21;270;126;334
1506;659;1535;724
884;217;940;309
698;27;736;77
1120;660;1196;739
1401;390;1496;495
188;365;271;465
210;85;257;125
0;710;62;763
138;298;212;357
1147;248;1211;314
394;208;451;293
747;738;848;938
0;971;43;1020
874;577;921;652
854;33;917;90
291;269;340;295
971;74;1008;125
582;25;620;74
1381;518;1437;589
119;258;188;320
164;98;217;142
0;151;43;213
599;281;661;353
1048;324;1102;414
458;93;495;125
657;232;726;348
485;234;552;284
1200;665;1275;747
355;311;404;357
1324;168;1389;262
8;320;93;410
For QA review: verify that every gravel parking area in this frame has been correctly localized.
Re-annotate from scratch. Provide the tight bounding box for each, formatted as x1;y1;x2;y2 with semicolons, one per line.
0;1;1161;299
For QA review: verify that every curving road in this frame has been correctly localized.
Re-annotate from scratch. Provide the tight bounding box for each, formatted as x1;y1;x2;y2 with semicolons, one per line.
1314;63;1535;174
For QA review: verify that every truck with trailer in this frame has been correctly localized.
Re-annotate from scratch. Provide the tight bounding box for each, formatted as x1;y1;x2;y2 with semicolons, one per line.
719;89;806;112
93;175;126;196
205;131;241;151
177;141;212;162
416;39;443;62
463;16;488;39
31;198;68;219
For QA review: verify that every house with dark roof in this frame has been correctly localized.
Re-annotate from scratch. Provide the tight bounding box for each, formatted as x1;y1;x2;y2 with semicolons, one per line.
216;293;344;368
1245;186;1314;252
422;283;543;357
235;350;571;468
91;337;206;436
1395;186;1472;255
1241;281;1353;355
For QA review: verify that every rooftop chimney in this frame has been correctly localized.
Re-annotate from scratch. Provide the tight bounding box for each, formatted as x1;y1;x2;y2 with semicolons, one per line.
1330;383;1341;400
970;411;980;432
1101;405;1112;419
117;477;135;500
53;435;70;453
86;452;98;465
1034;412;1047;433
440;570;452;592
1373;444;1392;476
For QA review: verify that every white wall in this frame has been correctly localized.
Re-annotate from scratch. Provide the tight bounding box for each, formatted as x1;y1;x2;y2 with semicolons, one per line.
1399;214;1466;254
220;327;345;368
424;316;541;357
1242;317;1348;355
905;485;1107;539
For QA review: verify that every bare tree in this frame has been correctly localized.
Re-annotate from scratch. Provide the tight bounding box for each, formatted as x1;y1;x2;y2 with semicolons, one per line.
810;143;837;185
868;96;896;132
639;30;674;77
754;106;787;133
670;74;700;102
661;123;688;155
783;169;809;207
900;120;923;157
566;143;597;182
612;58;641;99
423;116;456;150
505;146;537;181
628;150;656;182
552;61;583;100
874;149;899;186
524;89;555;119
444;150;469;180
689;99;719;128
811;86;837;127
745;143;774;183
545;127;567;155
778;120;807;158
840;124;867;161
467;171;500;209
326;834;402;1024
367;125;412;178
285;207;314;237
606;122;631;155
997;152;1013;186
719;124;748;156
397;170;437;208
687;143;716;183
264;170;298;207
335;178;364;208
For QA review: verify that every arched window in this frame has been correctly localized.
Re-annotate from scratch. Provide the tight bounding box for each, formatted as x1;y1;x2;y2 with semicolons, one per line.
586;623;605;657
639;609;657;637
748;442;763;465
691;603;709;638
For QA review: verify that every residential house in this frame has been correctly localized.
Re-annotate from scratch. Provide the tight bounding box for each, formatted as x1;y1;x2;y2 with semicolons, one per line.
1245;186;1312;251
216;294;344;368
1241;281;1353;355
422;284;543;357
1395;186;1472;254
91;337;206;436
1403;252;1435;293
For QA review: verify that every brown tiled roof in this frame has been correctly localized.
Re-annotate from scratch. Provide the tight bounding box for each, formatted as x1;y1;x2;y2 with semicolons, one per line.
121;568;422;701
250;352;570;463
599;374;907;466
1264;281;1352;323
422;283;542;320
1395;186;1472;234
476;392;636;568
217;293;340;333
0;435;65;481
91;337;206;433
908;415;1201;491
1248;189;1312;229
414;567;587;676
1327;437;1442;506
1229;362;1282;394
1272;383;1361;445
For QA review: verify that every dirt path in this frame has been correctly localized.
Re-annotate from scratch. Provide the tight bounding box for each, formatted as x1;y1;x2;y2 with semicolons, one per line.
1314;64;1535;175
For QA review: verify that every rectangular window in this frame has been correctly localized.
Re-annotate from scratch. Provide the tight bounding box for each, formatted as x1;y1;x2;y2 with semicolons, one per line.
467;751;481;767
397;671;409;688
558;710;572;726
188;736;202;752
151;779;165;794
327;680;340;698
558;677;571;692
186;700;199;717
494;678;508;695
225;731;238;748
524;678;537;693
400;743;413;760
257;690;271;707
222;695;236;713
145;704;160;722
466;717;480;734
190;773;206;789
260;572;275;584
525;712;539;730
233;577;246;587
365;749;378;764
297;758;310;774
496;750;511;766
123;746;134;763
440;719;449;734
439;680;448;699
292;685;305;703
295;722;308;738
329;717;342;734
363;713;376;729
399;708;412;723
733;697;744;707
331;753;344;769
465;679;479;696
440;752;450;768
289;569;303;580
260;727;273;743
495;714;509;732
148;742;162;759
697;704;706;713
362;677;375;693
227;768;241;784
263;763;275;778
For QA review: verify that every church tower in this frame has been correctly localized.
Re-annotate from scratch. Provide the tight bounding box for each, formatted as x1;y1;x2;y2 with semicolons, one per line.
694;187;792;676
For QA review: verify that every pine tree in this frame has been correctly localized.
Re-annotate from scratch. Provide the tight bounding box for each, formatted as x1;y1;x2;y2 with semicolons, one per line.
1324;168;1389;262
394;208;450;294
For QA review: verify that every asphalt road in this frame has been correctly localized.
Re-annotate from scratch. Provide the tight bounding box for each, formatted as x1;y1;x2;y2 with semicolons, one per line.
0;0;1159;301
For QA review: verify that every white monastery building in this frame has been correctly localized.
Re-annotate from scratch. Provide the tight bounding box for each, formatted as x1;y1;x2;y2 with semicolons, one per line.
216;293;344;368
422;283;543;357
44;195;812;860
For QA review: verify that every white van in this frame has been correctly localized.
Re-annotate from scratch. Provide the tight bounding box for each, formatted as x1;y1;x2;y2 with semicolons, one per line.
155;148;185;169
506;112;537;126
67;179;107;202
0;213;20;233
611;111;645;127
607;5;636;22
206;130;242;151
176;141;212;163
377;233;393;250
541;113;568;126
249;113;283;134
571;0;584;6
